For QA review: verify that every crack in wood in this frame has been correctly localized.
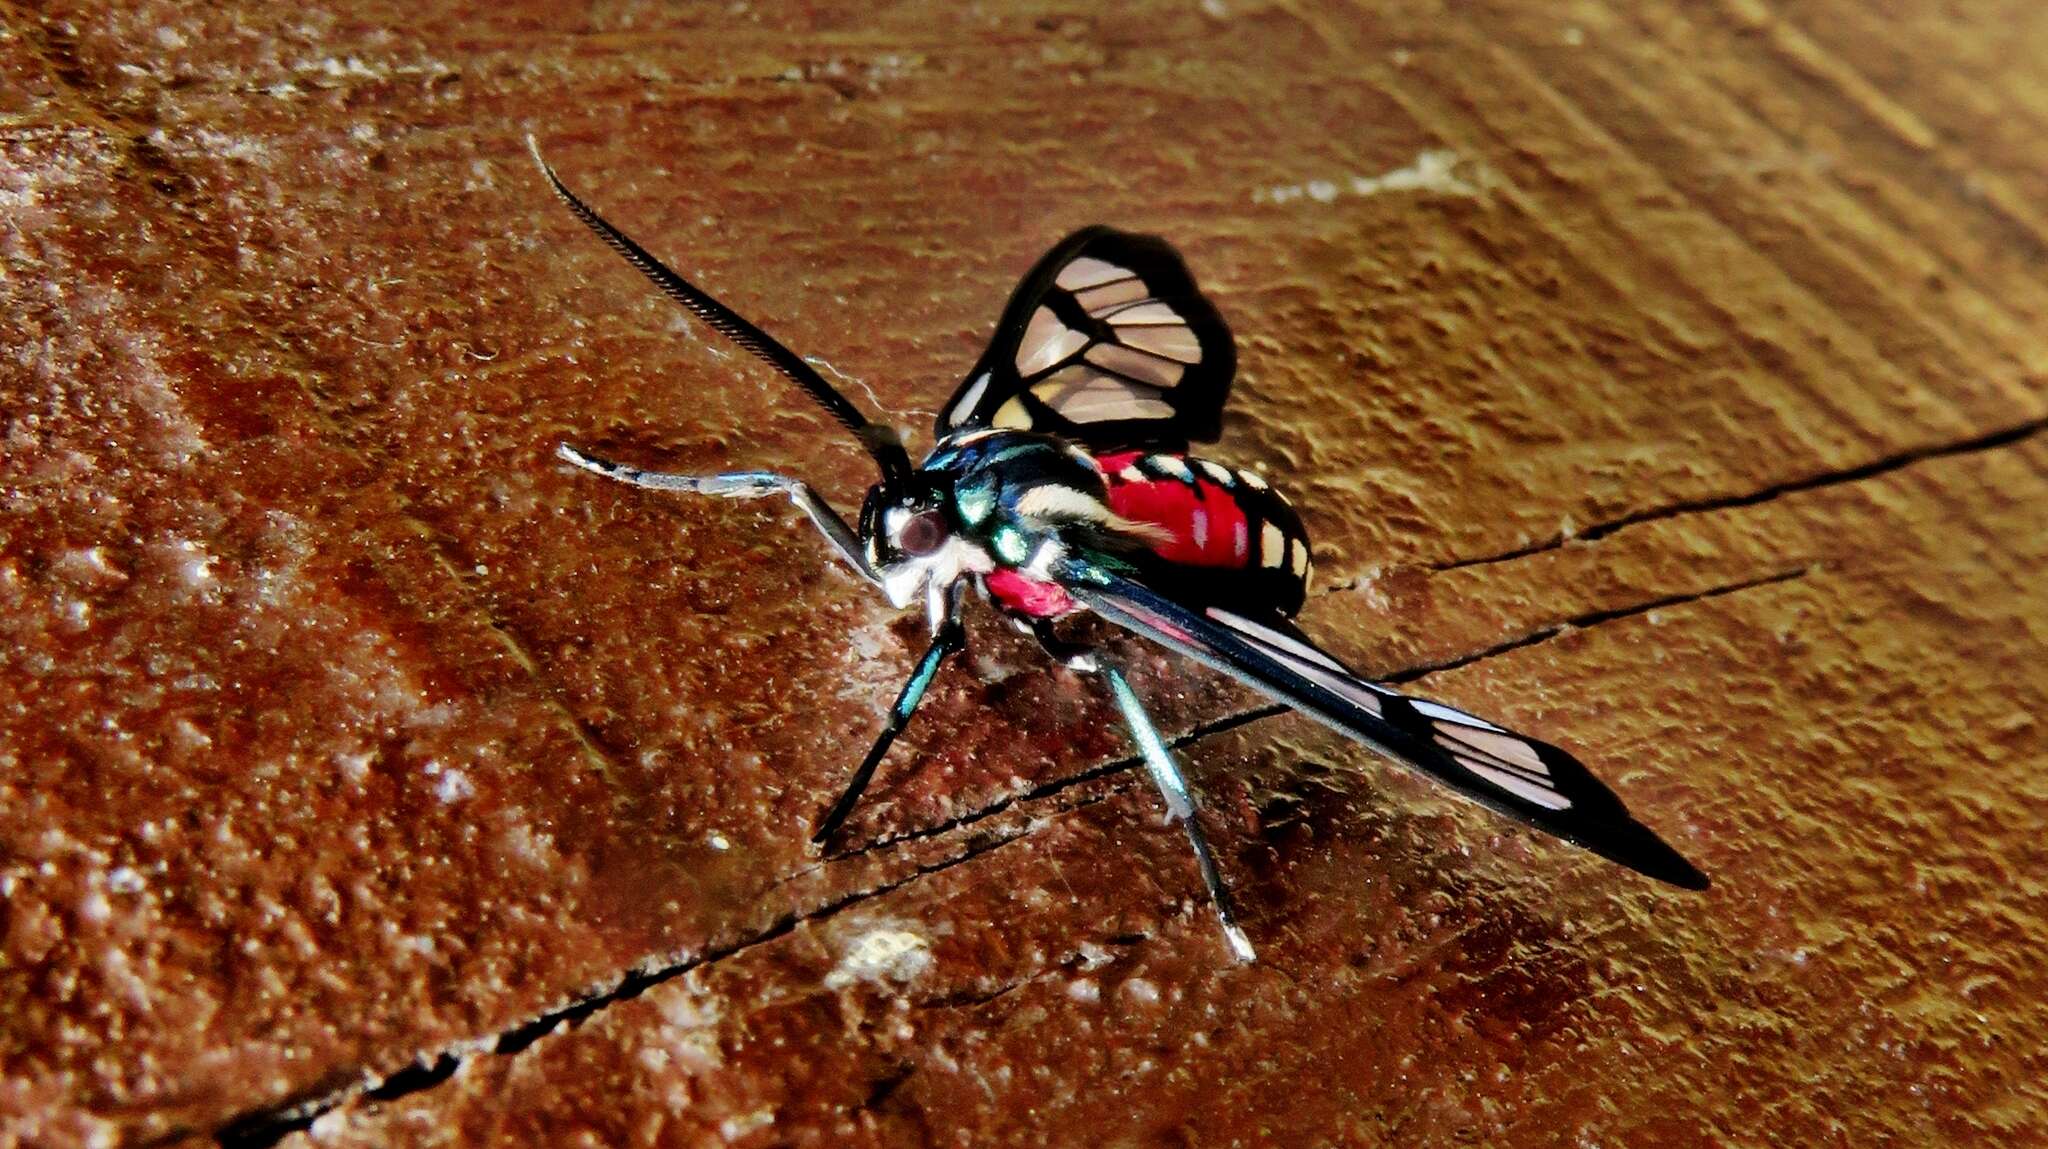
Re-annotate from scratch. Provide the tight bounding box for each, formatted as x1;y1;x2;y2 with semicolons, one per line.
211;827;1026;1148
1382;565;1813;684
834;704;1285;858
1424;414;2048;574
209;559;1808;1145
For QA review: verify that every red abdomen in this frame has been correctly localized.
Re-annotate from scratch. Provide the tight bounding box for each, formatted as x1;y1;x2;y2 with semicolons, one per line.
981;449;1312;622
1097;452;1312;617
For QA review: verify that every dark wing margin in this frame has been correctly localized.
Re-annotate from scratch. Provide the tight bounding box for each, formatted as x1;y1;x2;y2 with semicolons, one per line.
1056;558;1709;890
937;227;1235;452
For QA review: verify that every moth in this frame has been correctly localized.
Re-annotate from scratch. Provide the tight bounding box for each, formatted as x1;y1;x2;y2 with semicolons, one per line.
531;139;1706;963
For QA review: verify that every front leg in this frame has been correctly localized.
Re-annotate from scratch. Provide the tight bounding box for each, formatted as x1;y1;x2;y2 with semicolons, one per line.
813;587;967;846
558;443;874;583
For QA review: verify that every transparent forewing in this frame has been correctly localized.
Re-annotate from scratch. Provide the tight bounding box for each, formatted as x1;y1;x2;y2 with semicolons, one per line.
937;227;1235;451
1055;559;1709;889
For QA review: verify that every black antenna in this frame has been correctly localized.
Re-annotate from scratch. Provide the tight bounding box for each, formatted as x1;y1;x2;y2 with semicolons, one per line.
527;136;911;482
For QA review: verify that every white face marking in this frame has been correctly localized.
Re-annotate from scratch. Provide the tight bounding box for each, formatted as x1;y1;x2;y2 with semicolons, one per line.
881;563;925;609
1054;257;1134;291
1084;342;1184;387
1015;306;1090;376
878;536;991;609
1260;522;1287;567
950;372;990;425
1288;537;1310;576
1118;323;1203;364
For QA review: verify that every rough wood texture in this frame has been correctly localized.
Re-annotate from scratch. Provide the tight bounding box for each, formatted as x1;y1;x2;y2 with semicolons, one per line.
4;1;2046;1146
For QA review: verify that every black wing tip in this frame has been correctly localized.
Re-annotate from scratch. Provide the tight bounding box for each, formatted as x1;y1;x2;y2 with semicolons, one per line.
1636;846;1711;891
1584;818;1710;891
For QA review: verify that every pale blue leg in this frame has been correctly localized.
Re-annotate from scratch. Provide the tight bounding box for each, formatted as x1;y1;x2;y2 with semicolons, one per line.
813;596;966;845
1102;664;1257;963
558;443;873;583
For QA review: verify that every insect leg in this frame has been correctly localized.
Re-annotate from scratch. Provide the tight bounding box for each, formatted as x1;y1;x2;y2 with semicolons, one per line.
559;443;873;582
1029;618;1101;673
812;603;967;846
1099;662;1257;963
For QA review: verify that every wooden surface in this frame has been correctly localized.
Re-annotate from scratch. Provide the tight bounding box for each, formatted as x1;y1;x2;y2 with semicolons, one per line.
4;1;2047;1145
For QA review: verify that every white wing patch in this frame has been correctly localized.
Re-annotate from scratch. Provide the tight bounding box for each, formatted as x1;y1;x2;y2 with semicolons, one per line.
1085;342;1184;387
1205;608;1383;718
1439;723;1549;775
1103;301;1184;327
1287;537;1310;577
1015;306;1091;376
1411;698;1505;732
1006;266;1212;427
1030;366;1175;423
1076;278;1150;314
1259;522;1287;567
1204;608;1574;812
1423;702;1569;810
950;373;992;427
1460;761;1568;809
1054;256;1134;291
941;229;1231;442
1118;323;1203;363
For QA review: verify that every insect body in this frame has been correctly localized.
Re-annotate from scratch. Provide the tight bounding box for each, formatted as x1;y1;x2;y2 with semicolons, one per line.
532;139;1707;963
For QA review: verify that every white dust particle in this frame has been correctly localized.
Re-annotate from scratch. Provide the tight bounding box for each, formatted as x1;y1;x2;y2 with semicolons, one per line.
719;1109;776;1139
1254;149;1486;205
433;768;474;804
824;926;932;990
172;539;214;586
1121;977;1161;1005
335;750;373;783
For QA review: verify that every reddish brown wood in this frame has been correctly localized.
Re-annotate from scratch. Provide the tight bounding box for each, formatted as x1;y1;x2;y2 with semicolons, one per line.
3;1;2046;1146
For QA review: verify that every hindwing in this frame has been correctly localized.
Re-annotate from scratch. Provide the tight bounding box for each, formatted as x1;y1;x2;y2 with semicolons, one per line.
937;227;1235;451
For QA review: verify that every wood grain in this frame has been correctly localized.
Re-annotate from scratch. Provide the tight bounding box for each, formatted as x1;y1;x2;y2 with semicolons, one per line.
2;1;2044;1145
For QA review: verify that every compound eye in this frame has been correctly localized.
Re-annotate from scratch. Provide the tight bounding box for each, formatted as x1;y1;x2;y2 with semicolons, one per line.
898;510;947;557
